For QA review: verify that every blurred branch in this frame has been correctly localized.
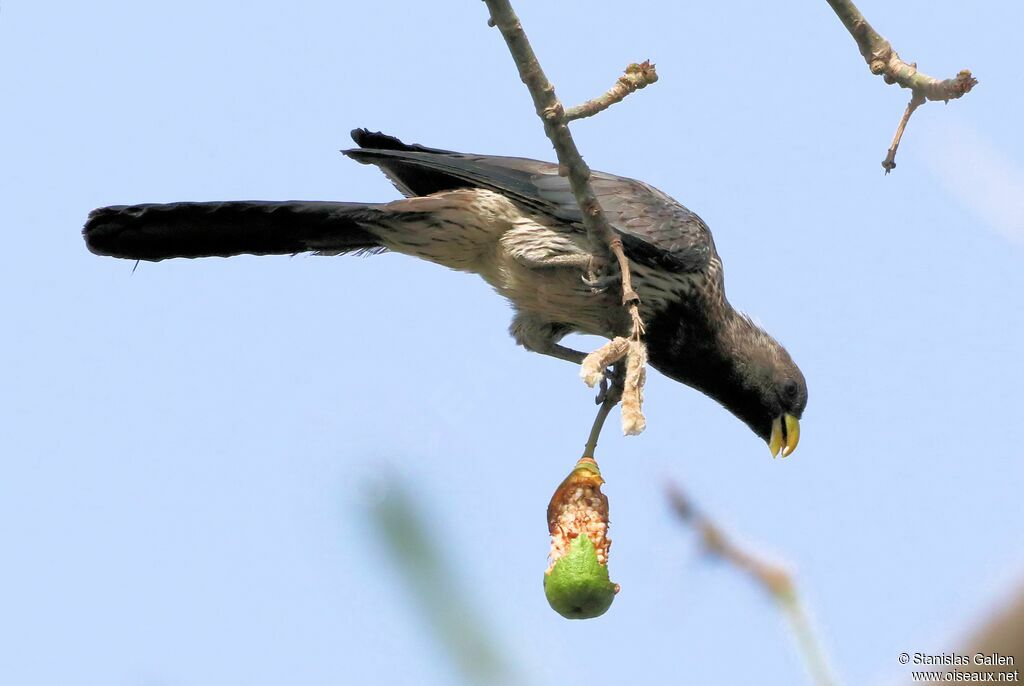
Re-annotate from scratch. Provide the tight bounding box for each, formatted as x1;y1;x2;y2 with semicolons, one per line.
666;481;838;686
824;0;977;173
368;479;517;685
939;582;1024;682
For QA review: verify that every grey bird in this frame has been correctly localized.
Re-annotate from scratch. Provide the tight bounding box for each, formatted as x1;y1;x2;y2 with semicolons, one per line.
84;129;806;456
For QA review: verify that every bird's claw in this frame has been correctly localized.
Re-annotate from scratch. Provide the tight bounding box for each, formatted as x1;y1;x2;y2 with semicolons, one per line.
596;374;609;404
594;365;624;405
582;271;620;294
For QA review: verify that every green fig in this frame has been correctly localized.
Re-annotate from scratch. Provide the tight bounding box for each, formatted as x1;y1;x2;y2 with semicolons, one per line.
544;457;620;619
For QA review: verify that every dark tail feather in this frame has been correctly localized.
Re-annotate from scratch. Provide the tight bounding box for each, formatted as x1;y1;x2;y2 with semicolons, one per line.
83;201;383;261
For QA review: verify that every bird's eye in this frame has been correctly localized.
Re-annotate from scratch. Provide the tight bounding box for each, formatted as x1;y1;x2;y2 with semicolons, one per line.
783;380;799;399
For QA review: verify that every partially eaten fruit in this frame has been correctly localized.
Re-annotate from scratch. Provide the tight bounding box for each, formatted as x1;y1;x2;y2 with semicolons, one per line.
544;457;620;619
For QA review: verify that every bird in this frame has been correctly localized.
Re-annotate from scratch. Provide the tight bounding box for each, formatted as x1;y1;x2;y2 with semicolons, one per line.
84;129;806;456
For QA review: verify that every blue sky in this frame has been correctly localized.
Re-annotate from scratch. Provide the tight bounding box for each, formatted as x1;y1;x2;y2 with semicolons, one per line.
2;2;1023;684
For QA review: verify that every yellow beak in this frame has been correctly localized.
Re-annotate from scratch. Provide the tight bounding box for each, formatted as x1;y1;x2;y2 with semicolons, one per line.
768;414;801;458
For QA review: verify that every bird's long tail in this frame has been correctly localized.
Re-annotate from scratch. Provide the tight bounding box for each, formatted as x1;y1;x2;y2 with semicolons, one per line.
83;201;383;261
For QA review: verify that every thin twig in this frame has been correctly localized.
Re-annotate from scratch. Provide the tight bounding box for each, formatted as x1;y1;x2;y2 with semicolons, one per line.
564;61;659;122
582;365;624;459
667;482;838;686
882;92;925;173
824;0;977;172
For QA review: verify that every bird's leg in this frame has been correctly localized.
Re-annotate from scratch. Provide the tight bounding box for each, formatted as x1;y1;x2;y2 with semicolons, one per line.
539;342;587;365
506;242;610;293
510;313;587;364
517;252;612;295
510;314;640;428
514;253;592;270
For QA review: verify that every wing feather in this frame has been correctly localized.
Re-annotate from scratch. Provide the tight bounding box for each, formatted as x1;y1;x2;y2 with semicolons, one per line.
344;130;712;273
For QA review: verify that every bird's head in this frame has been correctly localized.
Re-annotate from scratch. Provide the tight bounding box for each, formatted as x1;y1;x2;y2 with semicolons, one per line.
723;314;807;457
646;309;807;457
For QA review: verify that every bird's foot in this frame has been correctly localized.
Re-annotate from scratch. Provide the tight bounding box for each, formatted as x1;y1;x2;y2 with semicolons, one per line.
580;255;618;294
581;270;620;295
595;365;625;405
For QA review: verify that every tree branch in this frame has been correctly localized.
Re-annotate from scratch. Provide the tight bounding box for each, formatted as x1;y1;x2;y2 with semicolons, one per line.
482;0;653;434
824;0;977;172
564;61;659;122
667;482;838;686
482;0;644;308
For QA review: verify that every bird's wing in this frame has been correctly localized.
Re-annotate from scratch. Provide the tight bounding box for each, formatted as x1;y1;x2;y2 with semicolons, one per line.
345;130;713;273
